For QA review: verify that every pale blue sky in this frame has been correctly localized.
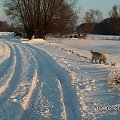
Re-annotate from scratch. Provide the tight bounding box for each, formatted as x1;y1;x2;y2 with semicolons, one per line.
78;0;120;19
0;0;120;23
0;0;8;21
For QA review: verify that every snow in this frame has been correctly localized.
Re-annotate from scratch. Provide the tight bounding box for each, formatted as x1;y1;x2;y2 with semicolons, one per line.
0;32;120;120
0;41;10;64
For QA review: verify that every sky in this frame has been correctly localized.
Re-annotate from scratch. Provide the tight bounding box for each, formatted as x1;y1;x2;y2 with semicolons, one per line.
77;0;120;23
0;0;120;23
0;0;8;22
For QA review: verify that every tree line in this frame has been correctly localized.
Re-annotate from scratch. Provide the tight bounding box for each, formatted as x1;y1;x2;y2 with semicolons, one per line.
0;21;14;32
76;5;120;37
3;1;120;39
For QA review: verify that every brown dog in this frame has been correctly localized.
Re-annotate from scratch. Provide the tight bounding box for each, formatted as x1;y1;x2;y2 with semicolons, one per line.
90;50;107;64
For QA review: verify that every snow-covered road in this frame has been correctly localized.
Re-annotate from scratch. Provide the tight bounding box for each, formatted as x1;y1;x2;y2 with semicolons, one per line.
0;33;81;120
0;33;120;120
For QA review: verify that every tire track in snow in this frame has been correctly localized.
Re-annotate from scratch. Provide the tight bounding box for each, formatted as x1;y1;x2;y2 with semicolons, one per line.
17;44;38;110
20;45;57;119
23;44;81;120
57;79;67;120
8;44;38;113
0;43;39;120
18;44;68;120
7;44;38;120
0;44;23;107
22;69;37;109
0;39;81;119
0;44;16;95
15;69;38;120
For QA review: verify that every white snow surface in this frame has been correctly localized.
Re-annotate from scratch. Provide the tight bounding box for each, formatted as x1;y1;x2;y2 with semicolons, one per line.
0;32;120;120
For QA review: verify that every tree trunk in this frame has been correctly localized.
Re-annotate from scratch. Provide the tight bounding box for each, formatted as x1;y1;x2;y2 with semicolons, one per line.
25;28;34;40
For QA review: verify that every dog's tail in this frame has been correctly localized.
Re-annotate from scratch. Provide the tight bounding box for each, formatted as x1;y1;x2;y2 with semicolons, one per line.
90;50;93;54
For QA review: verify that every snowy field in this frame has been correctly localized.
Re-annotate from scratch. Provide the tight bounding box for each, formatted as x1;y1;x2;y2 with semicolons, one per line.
0;32;120;120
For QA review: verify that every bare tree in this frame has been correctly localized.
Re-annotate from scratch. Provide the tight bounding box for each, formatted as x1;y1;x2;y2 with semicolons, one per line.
76;9;103;38
84;9;103;34
84;9;103;23
4;0;78;39
108;5;120;18
108;5;120;35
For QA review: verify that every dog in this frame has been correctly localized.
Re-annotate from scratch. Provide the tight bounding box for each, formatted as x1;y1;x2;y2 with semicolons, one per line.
90;50;107;64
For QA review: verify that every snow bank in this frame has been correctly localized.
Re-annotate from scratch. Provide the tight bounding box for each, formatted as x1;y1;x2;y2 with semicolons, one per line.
22;38;46;43
0;41;10;64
